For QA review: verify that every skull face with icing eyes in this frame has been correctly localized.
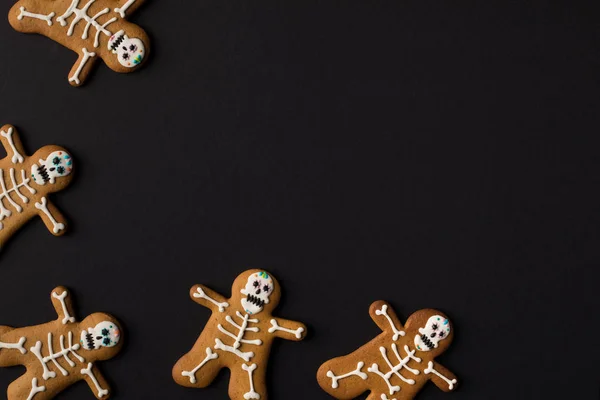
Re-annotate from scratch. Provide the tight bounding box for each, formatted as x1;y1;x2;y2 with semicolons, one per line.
414;315;451;352
81;321;121;350
108;30;145;68
240;271;274;315
31;151;73;186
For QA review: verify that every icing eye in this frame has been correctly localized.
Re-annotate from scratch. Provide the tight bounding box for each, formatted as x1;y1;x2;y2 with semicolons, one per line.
129;44;138;52
53;157;61;165
253;281;260;287
439;331;445;338
431;323;438;330
263;285;270;292
101;328;110;336
122;53;130;60
57;166;65;175
103;338;111;346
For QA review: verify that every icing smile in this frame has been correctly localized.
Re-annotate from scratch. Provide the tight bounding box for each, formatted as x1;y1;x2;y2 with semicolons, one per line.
109;32;126;51
37;164;50;183
84;331;96;350
245;294;265;309
420;334;435;350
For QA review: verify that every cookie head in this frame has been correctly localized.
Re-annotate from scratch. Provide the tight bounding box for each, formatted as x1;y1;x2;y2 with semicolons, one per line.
108;30;145;68
31;150;73;186
240;271;275;315
414;314;451;352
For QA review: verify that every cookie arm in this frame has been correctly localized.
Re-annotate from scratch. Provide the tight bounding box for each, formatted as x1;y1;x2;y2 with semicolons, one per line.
35;197;67;236
80;363;110;399
189;285;230;313
267;317;306;341
424;361;458;392
68;48;97;87
0;125;26;164
369;301;405;338
114;0;144;18
50;286;76;324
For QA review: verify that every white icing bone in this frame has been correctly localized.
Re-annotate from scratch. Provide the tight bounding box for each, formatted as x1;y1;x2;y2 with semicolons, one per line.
52;290;76;324
0;127;24;163
181;347;218;384
326;362;368;389
17;7;55;26
375;305;405;341
242;363;260;399
0;337;27;354
268;319;304;339
380;395;397;400
193;287;229;312
423;361;457;390
26;378;46;400
367;344;421;395
69;48;96;85
114;0;136;17
35;197;65;234
80;362;108;397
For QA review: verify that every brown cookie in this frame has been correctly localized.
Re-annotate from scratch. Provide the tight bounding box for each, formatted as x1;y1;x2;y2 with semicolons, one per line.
0;124;74;250
8;0;150;86
173;269;307;400
317;301;457;400
0;286;123;399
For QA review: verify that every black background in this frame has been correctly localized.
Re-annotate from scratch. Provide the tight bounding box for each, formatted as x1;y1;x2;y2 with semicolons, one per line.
1;0;599;398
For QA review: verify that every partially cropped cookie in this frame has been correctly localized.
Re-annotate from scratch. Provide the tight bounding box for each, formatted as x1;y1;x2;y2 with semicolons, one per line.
173;269;307;400
0;124;74;250
0;286;123;399
8;0;150;86
317;301;457;400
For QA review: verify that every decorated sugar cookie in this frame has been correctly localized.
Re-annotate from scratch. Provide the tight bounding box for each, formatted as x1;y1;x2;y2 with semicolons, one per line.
9;0;150;86
317;301;457;400
0;125;74;250
173;269;307;400
0;286;123;399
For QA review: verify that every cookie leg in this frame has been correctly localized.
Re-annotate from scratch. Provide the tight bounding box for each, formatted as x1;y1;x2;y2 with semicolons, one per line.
173;347;222;388
317;355;371;399
228;362;266;400
7;374;48;400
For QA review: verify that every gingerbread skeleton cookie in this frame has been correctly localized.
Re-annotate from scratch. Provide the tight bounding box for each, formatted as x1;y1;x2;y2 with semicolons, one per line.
173;269;307;400
9;0;150;86
0;125;74;250
0;286;123;399
317;301;457;400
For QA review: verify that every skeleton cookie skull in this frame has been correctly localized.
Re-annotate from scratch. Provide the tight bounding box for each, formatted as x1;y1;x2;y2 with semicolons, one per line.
414;315;450;352
31;151;73;185
173;269;307;400
318;302;458;400
108;30;145;68
81;321;121;350
241;271;274;315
